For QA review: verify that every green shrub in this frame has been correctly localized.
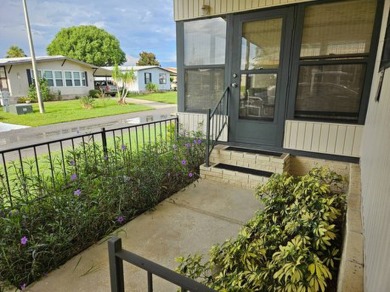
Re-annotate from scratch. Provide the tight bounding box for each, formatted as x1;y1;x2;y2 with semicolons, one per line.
0;133;205;290
27;78;54;102
80;96;94;109
88;89;101;98
145;83;158;92
176;167;347;292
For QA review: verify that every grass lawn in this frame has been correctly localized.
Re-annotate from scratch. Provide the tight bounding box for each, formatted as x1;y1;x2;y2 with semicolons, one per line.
128;91;177;104
0;98;152;127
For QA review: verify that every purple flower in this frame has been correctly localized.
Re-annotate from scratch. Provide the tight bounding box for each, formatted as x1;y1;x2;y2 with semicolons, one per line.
117;216;125;224
69;160;75;166
181;159;187;165
188;172;193;178
74;189;81;196
20;283;26;290
70;173;77;181
21;236;28;245
197;139;202;144
121;144;127;151
185;143;191;148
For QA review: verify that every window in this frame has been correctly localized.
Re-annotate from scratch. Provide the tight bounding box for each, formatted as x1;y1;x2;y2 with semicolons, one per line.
185;68;224;112
183;17;227;112
159;73;167;84
0;67;8;90
294;0;377;122
43;71;54;86
73;72;81;86
144;73;152;84
65;71;73;86
54;71;63;86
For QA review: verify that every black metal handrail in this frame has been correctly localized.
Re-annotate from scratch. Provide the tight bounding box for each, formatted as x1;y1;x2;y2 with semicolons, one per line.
108;237;215;292
205;87;230;167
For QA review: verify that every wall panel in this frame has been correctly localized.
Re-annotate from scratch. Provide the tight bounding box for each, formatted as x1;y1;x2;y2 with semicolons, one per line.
174;0;313;21
284;120;363;157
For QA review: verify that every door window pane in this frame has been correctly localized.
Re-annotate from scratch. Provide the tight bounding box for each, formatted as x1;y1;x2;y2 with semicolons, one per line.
185;68;224;112
241;18;282;70
184;18;226;66
295;64;365;120
300;0;376;58
239;74;277;120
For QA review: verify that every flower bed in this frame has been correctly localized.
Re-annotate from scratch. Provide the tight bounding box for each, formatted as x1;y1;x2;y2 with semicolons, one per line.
176;167;347;291
0;135;205;290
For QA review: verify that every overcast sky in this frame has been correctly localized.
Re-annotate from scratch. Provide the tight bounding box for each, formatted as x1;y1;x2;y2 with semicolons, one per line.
0;0;177;67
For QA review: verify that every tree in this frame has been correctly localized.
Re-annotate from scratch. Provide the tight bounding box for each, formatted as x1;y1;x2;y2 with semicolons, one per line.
112;64;136;104
47;25;126;66
136;51;160;66
6;45;27;58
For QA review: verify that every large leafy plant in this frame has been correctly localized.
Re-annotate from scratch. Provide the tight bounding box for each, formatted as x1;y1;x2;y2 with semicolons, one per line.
176;167;347;291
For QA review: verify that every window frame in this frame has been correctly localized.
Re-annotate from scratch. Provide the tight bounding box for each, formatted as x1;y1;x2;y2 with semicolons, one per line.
286;0;383;124
177;15;230;113
144;72;152;84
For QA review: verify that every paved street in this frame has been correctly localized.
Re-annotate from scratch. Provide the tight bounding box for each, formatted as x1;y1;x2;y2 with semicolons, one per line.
0;98;176;151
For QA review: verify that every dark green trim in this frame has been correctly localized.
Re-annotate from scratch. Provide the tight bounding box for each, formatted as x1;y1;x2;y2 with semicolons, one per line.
176;21;185;112
286;0;385;125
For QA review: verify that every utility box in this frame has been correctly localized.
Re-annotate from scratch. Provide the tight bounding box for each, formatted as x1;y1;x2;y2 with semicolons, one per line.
8;104;33;115
0;91;10;112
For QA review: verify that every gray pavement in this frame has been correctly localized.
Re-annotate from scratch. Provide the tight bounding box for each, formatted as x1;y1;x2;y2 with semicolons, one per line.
25;179;262;292
0;98;176;151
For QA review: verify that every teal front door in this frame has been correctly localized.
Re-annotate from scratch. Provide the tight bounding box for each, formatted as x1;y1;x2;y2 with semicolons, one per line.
229;8;293;148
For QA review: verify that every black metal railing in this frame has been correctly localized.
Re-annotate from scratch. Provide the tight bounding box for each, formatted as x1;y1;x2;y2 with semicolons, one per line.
0;117;178;208
205;87;230;167
108;237;215;292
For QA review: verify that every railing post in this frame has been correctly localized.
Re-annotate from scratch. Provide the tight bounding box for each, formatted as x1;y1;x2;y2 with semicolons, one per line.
102;127;108;158
108;237;125;292
205;109;211;167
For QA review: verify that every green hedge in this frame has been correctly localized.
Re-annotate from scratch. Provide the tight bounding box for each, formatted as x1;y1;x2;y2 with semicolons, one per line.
0;136;205;290
176;167;347;291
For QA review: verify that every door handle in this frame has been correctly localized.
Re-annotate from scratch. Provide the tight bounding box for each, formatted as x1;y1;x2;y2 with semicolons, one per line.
231;83;238;88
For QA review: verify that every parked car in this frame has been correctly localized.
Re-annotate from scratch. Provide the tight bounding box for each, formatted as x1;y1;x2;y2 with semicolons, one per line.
94;81;118;96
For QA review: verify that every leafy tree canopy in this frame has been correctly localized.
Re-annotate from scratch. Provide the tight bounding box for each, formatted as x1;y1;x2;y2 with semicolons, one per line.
136;51;160;66
6;45;27;58
46;25;126;66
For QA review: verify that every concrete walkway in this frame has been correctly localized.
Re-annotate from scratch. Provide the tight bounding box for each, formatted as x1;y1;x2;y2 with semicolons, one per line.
25;179;261;292
0;98;176;150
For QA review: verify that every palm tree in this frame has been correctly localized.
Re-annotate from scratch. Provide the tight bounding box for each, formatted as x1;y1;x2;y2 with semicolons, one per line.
112;64;136;104
6;45;27;58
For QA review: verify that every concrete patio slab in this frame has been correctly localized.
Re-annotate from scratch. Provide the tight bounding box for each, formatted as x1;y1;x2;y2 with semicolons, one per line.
25;179;262;292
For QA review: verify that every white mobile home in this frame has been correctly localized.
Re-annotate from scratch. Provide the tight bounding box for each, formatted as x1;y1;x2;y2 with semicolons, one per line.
0;56;111;101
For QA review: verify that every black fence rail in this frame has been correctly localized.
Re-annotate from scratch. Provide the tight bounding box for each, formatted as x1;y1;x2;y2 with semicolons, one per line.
0;117;178;208
108;237;215;292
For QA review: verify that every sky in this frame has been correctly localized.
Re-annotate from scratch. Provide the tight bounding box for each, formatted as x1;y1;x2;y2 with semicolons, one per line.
0;0;177;67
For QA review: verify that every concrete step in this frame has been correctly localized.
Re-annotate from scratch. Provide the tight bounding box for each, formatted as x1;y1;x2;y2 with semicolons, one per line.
201;145;290;189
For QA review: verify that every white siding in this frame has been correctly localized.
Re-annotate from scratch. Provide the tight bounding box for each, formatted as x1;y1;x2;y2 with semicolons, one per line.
360;1;390;291
5;60;95;99
177;112;228;141
284;120;362;157
173;0;313;20
137;68;171;92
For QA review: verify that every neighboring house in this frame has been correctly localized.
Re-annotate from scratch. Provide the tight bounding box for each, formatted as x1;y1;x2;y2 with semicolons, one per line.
100;66;172;92
173;0;390;290
0;56;111;102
